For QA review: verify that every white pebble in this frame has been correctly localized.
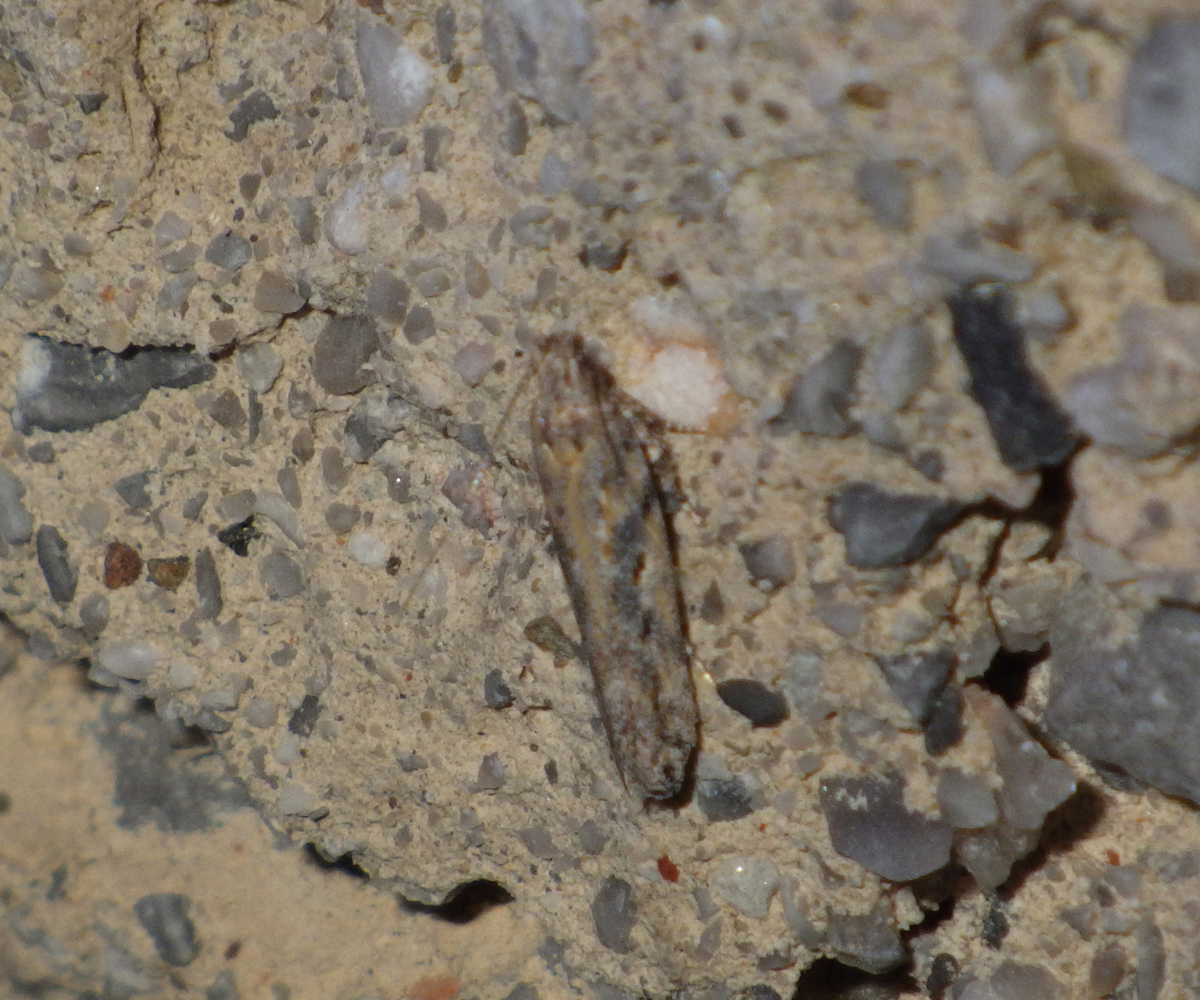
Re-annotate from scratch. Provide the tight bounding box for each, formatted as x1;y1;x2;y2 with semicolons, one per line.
346;531;390;567
355;17;433;127
277;781;319;815
323;182;370;255
167;659;199;689
97;640;162;681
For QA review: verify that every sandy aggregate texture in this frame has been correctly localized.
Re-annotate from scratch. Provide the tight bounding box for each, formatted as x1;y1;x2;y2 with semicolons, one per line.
3;0;1200;998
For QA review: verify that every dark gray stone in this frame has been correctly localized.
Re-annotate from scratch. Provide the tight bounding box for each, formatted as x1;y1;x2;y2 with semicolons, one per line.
484;668;515;709
819;774;952;882
133;893;199;966
13;336;215;433
194;548;222;621
874;648;955;725
716;679;789;727
948;285;1079;472
591;876;636;954
288;695;322;737
827;481;961;569
226;89;279;141
825;903;907;975
312;315;381;395
739;535;795;590
35;526;76;606
113;471;152;510
206;969;240;1000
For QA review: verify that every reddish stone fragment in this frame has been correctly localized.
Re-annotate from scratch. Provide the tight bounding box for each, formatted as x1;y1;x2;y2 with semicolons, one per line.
104;542;142;589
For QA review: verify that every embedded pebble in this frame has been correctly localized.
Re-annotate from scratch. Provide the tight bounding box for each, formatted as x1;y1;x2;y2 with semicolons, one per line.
243;696;279;729
874;648;955;726
989;961;1060;1000
254;272;300;314
825;905;906;975
36;526;77;606
509;206;554;249
948;285;1078;471
97;641;162;681
937;768;998;829
854;159;912;230
259;551;303;599
26;442;54;463
181;493;207;522
403;305;437;345
312;315;381;395
323;182;370;256
324;503;361;535
415;188;448;231
204;231;252;271
483;669;515;709
366;269;410;324
475;753;507;790
288;695;322;736
482;0;595;123
114;472;152;511
200;689;240;712
160;243;199;273
828;482;961;569
236;343;283;394
154;211;191;247
1136;916;1166;1000
79;594;110;637
133;893;199;967
76;498;111;539
146;556;190;591
355;15;433;127
965;62;1054;176
218;490;257;523
0;465;34;544
278;782;320;815
873;322;934;411
695;776;755;822
255;493;303;546
819;774;952;881
157;271;198;313
206;970;239;1000
922;235;1035;285
226;90;278;141
346;532;389;567
1124;15;1200;195
453;343;495;386
13;336;213;432
577;819;608;855
773;340;862;436
321;448;350;494
716;680;789;728
167;659;199;689
738;535;795;591
463;255;490;298
276;467;301;509
501;99;529;156
710;857;779;918
194;548;223;621
591;876;636;953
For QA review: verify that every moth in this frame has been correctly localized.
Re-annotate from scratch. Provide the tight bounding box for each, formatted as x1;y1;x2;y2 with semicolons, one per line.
530;334;699;800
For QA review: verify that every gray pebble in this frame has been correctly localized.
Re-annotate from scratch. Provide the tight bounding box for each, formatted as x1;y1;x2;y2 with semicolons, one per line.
113;471;152;510
1124;16;1200;195
590;876;636;954
252;271;305;314
194;548;222;621
181;493;207;522
276;466;301;508
825;904;906;975
576;819;608;854
155;211;191;247
205;232;252;271
415;187;448;231
206;969;241;1000
716;679;789;727
475;752;507;789
874;322;934;411
464;254;490;298
922;234;1035;285
990;961;1061;1000
287;196;319;244
255;493;302;545
414;268;452;298
423;124;453;171
509;206;553;248
26;441;54;464
501;985;537;1000
160;242;199;273
501;99;529;156
288;695;323;736
325;503;361;535
291;427;315;463
435;4;457;62
321;447;350;493
874;648;955;726
483;668;515;709
226;90;278;142
156;271;198;313
259;551;303;599
366;269;410;325
819;774;952;882
236;343;283;394
518;825;558;859
208;390;247;430
133;893;199;967
695;777;755;822
403;305;437;345
738;535;795;591
827;481;961;569
79;593;110;637
0;464;34;543
36;526;76;606
199;689;240;712
218;490;257;523
242;697;279;729
312;315;381;396
854;159;912;230
936;767;999;829
773;340;862;437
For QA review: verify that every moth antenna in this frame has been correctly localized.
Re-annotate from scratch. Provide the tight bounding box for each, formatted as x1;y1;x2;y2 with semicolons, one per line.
400;530;449;613
488;343;545;464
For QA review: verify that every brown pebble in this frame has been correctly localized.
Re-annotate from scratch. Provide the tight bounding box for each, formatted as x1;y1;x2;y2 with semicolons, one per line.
104;542;143;589
523;615;577;665
146;556;191;591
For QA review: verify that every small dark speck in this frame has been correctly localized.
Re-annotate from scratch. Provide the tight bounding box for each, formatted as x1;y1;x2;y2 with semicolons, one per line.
716;679;789;727
216;516;261;557
721;115;745;139
288;694;322;736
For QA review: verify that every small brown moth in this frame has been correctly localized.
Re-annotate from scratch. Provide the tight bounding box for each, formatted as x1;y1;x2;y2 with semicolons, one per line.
530;334;699;800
